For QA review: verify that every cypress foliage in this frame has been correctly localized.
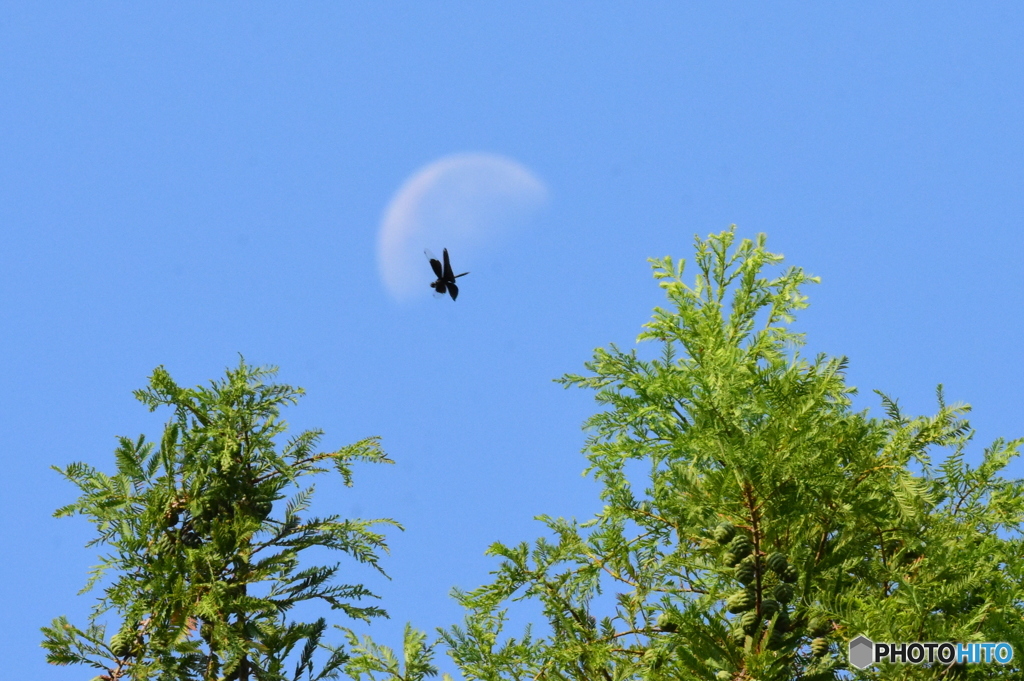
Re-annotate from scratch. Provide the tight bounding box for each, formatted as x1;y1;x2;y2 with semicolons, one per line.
42;359;400;681
439;228;1024;680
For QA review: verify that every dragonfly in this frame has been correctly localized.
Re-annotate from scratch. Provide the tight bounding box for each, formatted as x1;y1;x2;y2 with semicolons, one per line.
425;248;469;301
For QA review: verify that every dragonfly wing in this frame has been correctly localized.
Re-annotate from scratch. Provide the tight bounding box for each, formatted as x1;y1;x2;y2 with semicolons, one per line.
425;249;443;279
442;248;454;283
448;281;459;301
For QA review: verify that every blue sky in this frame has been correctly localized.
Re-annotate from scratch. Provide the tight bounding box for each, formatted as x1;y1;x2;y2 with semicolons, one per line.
2;3;1022;677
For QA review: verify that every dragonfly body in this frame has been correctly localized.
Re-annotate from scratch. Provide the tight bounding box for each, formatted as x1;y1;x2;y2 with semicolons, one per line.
425;248;469;300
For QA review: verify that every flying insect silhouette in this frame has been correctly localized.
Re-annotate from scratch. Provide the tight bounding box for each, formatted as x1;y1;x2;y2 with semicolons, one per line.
425;248;469;301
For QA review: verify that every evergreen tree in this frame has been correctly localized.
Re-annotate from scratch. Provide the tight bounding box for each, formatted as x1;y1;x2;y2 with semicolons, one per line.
440;228;1024;680
42;359;400;681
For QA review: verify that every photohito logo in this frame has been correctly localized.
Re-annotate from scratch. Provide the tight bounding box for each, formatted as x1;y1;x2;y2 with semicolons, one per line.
848;635;1014;670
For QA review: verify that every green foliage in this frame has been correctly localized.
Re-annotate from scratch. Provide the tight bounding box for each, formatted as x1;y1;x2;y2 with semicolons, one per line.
439;228;1024;680
42;359;400;680
341;623;454;681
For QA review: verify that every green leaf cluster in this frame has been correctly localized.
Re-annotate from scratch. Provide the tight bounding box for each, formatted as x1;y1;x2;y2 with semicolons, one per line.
440;228;1024;681
340;623;454;681
42;359;400;680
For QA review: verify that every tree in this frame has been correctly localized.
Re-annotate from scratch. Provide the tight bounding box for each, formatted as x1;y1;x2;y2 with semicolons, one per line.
440;228;1024;680
42;359;400;681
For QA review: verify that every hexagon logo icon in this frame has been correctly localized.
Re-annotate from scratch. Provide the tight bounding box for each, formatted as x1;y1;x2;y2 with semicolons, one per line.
849;635;874;669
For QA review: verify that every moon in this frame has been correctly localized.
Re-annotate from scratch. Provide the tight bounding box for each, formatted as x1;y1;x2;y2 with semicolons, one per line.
377;153;548;300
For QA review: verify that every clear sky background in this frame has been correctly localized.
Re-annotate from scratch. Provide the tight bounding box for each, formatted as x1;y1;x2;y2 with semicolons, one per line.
2;4;1022;677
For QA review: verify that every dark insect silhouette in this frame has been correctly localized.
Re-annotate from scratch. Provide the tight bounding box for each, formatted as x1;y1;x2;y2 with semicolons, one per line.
425;248;469;301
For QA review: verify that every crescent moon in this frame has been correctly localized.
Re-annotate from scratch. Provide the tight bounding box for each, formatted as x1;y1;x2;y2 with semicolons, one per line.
377;153;548;300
